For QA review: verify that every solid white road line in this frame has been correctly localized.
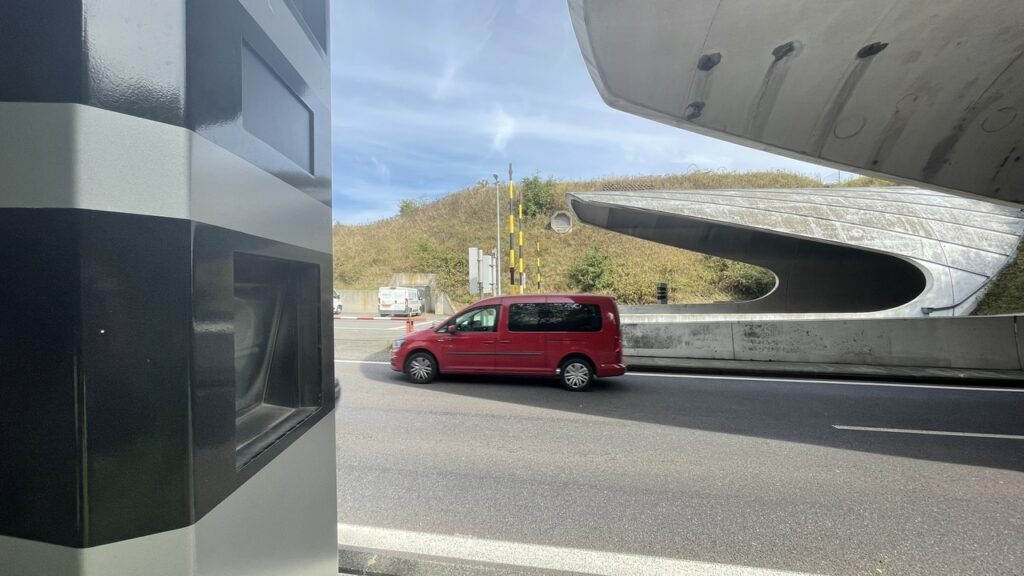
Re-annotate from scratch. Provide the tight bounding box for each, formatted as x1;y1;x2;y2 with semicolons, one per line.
832;425;1024;440
331;361;1024;393
626;371;1024;393
338;524;820;576
335;360;390;365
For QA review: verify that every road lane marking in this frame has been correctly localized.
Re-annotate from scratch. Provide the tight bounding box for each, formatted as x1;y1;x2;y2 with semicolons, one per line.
338;523;820;576
331;361;1024;392
626;372;1024;393
833;425;1024;440
388;322;436;330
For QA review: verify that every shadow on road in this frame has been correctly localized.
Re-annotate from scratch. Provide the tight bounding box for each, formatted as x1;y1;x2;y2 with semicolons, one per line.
354;362;1024;473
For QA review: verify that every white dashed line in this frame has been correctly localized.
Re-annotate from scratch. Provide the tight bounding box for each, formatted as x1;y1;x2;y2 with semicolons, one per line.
338;523;821;576
832;425;1024;440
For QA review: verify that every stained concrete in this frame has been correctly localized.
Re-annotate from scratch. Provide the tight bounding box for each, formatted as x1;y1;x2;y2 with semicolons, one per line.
569;0;1024;206
570;187;1024;317
623;315;1024;377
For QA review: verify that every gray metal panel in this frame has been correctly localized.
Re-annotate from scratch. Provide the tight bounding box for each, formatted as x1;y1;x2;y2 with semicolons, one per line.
193;414;337;576
0;414;336;576
569;0;1024;205
239;0;330;106
190;131;331;255
0;103;329;254
0;102;190;218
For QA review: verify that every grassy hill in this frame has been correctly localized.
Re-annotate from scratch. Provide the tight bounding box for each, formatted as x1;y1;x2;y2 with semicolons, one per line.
333;171;826;307
333;170;1024;314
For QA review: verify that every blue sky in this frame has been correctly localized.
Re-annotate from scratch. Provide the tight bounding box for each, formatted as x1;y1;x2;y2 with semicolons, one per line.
329;0;836;224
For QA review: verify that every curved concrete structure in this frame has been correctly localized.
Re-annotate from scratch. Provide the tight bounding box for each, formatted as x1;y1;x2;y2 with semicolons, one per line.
568;187;1024;317
568;0;1024;205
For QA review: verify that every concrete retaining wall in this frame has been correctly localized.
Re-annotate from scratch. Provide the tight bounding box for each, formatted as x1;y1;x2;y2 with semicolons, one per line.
337;288;457;315
337;290;377;313
623;315;1024;374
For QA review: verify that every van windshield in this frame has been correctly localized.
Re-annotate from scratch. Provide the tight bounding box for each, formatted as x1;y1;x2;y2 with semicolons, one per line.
446;306;499;332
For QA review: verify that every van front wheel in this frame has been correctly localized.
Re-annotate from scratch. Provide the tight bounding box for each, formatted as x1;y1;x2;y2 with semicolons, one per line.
405;352;437;384
559;358;593;391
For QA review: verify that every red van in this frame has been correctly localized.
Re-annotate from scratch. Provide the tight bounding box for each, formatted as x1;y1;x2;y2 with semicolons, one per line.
390;294;626;391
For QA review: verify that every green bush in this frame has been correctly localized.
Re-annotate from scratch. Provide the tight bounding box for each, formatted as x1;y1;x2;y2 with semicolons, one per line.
520;174;557;218
398;198;420;216
703;256;776;301
412;239;468;298
568;247;613;293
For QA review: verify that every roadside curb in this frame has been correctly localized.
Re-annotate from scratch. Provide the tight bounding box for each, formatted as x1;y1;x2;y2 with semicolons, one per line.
336;315;427;321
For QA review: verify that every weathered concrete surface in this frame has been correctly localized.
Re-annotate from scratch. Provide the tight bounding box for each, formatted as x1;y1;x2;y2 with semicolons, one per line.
623;315;1024;378
571;187;1024;317
569;0;1024;206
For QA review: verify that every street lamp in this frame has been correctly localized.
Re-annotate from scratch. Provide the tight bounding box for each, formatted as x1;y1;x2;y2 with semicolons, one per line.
492;173;501;296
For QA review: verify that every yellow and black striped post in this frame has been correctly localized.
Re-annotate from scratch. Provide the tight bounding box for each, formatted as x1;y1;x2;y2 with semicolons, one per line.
517;182;525;294
508;163;515;286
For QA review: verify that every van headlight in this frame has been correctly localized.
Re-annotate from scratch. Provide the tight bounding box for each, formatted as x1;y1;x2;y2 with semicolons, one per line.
392;338;406;350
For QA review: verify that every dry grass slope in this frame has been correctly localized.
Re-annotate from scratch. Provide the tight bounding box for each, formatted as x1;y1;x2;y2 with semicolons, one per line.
334;171;832;307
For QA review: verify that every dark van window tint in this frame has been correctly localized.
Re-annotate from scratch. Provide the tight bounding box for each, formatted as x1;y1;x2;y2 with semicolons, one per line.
508;303;602;332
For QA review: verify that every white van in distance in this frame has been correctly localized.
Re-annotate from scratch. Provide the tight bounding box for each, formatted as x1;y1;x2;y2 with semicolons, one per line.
378;286;423;316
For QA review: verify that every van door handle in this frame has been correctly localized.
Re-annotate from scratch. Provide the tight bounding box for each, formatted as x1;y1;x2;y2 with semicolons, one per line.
499;340;512;344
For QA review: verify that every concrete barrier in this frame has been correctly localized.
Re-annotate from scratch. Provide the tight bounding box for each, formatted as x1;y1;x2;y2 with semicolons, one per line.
623;315;1024;379
337;288;458;316
337;290;378;313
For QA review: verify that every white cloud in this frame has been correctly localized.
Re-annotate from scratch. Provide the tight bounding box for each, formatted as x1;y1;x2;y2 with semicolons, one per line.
433;61;460;100
328;1;837;224
370;157;391;181
491;106;516;152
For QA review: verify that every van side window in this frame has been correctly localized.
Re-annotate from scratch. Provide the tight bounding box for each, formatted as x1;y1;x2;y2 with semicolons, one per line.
450;305;499;332
508;303;602;332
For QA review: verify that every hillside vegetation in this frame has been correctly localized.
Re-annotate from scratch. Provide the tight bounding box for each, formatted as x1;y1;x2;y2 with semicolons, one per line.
334;171;831;307
333;170;1022;314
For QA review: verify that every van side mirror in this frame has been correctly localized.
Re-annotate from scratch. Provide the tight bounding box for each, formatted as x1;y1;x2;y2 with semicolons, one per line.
446;325;457;334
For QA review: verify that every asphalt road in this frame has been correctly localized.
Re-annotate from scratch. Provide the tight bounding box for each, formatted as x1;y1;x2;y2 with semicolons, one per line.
333;316;440;362
335;360;1024;576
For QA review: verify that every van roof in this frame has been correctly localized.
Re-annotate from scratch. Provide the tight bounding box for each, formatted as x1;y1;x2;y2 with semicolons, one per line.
472;293;615;304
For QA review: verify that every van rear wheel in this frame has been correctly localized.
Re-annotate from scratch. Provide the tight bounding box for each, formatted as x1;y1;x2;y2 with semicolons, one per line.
559;358;593;391
405;352;437;384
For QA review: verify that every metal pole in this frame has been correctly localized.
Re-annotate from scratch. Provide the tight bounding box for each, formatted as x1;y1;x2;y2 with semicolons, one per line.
537;240;541;292
492;174;500;296
476;249;483;297
490;247;497;295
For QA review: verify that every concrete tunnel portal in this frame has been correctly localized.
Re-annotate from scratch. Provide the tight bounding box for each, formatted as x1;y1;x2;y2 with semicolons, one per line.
570;194;927;314
568;187;1024;318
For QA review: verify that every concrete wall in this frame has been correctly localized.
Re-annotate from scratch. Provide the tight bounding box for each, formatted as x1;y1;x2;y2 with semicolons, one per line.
337;288;457;315
624;316;1024;372
337;290;377;313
